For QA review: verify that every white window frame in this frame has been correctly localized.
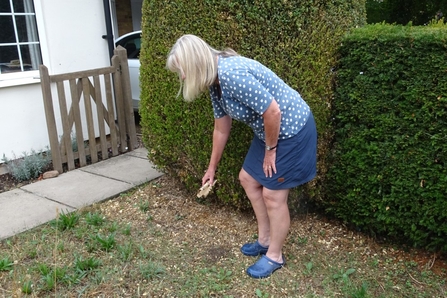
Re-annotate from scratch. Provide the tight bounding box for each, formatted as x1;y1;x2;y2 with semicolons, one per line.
0;0;43;88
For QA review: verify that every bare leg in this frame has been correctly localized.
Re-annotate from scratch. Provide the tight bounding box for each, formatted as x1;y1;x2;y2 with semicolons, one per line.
239;169;270;246
262;187;290;263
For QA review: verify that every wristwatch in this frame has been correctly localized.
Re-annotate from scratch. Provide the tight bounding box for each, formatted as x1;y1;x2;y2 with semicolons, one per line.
266;144;277;151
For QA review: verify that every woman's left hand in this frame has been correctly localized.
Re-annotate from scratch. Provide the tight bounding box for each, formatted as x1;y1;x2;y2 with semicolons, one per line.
263;149;277;178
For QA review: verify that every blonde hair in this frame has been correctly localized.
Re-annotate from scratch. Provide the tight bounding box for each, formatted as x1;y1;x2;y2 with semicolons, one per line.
166;34;238;102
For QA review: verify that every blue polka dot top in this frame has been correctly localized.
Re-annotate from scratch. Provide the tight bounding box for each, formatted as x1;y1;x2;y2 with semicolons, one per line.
209;56;311;141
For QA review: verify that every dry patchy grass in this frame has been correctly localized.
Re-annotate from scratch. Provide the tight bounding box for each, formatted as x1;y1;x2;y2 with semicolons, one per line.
0;175;446;297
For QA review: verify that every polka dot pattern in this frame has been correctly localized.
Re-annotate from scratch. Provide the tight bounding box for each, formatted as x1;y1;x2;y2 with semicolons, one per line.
209;56;310;141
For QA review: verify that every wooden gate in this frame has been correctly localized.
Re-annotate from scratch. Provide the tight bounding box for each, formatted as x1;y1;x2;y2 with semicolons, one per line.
39;46;137;174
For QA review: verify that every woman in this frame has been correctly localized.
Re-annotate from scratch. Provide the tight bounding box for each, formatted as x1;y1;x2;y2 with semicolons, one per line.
166;34;317;279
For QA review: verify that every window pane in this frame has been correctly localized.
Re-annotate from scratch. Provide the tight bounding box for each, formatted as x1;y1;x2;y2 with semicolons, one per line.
16;15;39;42
0;45;20;74
0;1;11;13
20;43;41;70
0;16;16;43
12;0;24;12
0;45;18;63
0;0;41;75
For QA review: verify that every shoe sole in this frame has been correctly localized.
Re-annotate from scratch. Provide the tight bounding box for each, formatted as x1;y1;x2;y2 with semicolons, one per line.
247;265;283;279
246;254;286;278
240;249;268;256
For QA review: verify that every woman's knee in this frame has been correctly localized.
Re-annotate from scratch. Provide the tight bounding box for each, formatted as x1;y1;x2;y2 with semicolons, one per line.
262;188;289;208
239;169;258;189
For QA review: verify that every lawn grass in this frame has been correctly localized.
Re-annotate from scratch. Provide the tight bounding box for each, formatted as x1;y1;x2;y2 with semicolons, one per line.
0;177;446;297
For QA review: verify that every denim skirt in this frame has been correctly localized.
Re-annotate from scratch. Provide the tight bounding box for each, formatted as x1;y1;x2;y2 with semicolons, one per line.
242;113;317;190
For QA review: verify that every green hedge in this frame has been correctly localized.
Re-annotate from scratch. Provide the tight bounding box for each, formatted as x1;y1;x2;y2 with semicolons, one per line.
139;0;365;209
327;23;447;251
366;0;447;25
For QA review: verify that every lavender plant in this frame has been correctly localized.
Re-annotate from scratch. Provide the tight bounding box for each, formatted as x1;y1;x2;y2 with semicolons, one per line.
2;148;52;181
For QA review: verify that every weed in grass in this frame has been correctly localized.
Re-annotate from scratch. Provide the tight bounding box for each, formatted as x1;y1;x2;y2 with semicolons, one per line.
138;200;150;213
199;266;233;296
139;260;166;280
27;247;38;259
151;181;161;188
119;190;132;198
122;223;132;235
65;270;87;285
90;270;105;285
74;228;90;241
21;280;33;294
57;241;65;252
40;227;53;236
117;242;134;261
92;233;116;251
74;255;101;271
138;244;150;258
255;288;269;298
54;267;69;283
41;273;56;291
76;285;90;296
304;261;314;275
108;221;119;233
297;236;308;244
217;268;233;281
347;282;369;298
147;214;154;222
40;267;70;291
189;266;233;295
259;280;271;287
406;260;418;268
370;257;379;267
85;212;105;226
421;270;434;278
333;268;356;283
0;256;14;271
35;263;51;275
51;210;79;231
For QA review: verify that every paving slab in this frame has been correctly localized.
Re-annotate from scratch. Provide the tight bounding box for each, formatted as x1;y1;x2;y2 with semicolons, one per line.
126;147;150;159
81;150;163;185
0;189;75;240
21;170;132;209
0;148;164;240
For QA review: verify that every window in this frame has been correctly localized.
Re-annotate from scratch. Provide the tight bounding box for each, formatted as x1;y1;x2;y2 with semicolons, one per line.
115;32;141;59
0;0;42;75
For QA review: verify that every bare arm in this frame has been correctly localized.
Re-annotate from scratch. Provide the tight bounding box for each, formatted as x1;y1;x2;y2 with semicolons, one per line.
202;115;232;185
262;99;281;177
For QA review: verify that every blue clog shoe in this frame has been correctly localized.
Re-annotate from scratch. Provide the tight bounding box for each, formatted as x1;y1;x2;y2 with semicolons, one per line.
240;240;269;256
246;255;285;279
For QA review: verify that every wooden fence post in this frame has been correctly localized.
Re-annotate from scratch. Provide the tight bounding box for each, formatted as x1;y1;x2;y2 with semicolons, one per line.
111;55;128;152
115;46;137;150
39;65;63;173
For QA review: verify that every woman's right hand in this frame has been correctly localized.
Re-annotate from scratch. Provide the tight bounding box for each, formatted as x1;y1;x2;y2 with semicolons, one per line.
202;168;216;186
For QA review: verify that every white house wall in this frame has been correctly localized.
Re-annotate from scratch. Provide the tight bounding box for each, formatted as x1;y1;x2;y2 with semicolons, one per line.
0;83;49;160
0;0;111;161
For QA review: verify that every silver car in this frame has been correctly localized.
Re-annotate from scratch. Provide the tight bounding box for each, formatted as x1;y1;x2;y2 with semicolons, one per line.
115;31;141;112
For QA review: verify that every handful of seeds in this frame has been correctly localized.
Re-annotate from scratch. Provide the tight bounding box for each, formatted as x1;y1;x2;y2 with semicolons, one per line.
197;180;217;198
